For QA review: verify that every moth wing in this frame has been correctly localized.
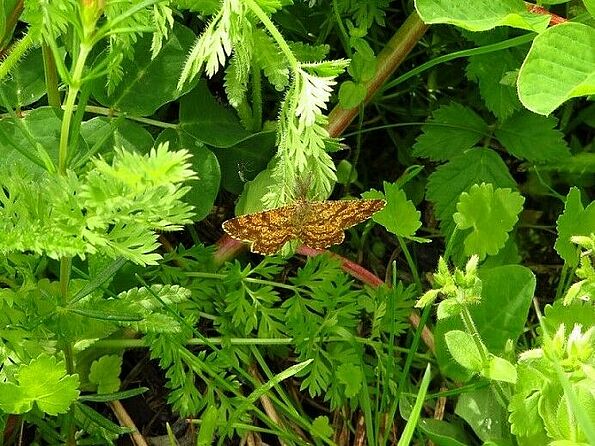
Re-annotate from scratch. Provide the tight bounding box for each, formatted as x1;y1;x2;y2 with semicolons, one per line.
298;199;386;250
222;205;297;255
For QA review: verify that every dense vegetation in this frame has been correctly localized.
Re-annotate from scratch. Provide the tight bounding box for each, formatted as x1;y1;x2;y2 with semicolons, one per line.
0;0;593;445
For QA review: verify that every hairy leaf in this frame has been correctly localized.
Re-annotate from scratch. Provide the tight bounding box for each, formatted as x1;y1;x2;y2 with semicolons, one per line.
555;187;595;267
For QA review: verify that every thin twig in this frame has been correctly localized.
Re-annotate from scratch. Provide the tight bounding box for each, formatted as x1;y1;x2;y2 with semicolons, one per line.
110;400;150;446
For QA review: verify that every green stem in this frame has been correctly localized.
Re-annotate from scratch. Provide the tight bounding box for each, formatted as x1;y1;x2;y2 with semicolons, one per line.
42;42;61;107
251;64;262;130
0;31;34;82
397;237;422;291
59;43;91;174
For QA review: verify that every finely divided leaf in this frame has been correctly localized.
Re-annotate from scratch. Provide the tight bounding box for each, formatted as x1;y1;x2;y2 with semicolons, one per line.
518;23;595;115
253;29;290;91
0;355;79;415
426;148;517;239
495;111;570;161
413;103;488;161
555;187;595;267
453;183;525;260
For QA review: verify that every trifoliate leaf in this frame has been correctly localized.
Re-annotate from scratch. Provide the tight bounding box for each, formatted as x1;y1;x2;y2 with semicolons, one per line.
89;355;123;394
427;148;517;239
518;23;595;115
363;182;429;242
0;354;79;415
337;363;363;398
555;187;595;267
413;103;488;161
453;183;525;260
466;48;524;120
311;416;334;439
495;111;570;161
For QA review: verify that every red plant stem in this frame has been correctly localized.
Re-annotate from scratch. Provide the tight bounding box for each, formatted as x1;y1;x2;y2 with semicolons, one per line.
525;3;567;26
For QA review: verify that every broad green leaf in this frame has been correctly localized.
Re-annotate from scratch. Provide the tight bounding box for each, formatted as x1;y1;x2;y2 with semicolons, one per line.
417;418;472;446
426;148;517;241
453;183;525;260
586;0;595;17
555;187;595;267
518;23;595;115
0;48;46;108
495;111;570;161
338;81;366;108
311;416;333;439
80;117;154;158
336;363;363;398
235;166;276;215
436;265;535;380
0;107;86;173
466;48;525;120
180;80;275;148
363;181;429;242
445;330;483;372
415;0;551;32
89;355;122;394
0;354;79;415
156;129;220;221
483;355;517;383
456;387;513;443
413;103;488;161
92;23;197;116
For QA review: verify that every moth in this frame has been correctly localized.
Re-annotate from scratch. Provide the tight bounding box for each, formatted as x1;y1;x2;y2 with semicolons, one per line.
222;198;386;255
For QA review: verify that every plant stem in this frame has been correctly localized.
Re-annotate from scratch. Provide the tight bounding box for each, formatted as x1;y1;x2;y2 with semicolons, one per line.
42;43;61;107
251;64;262;130
397;237;422;291
59;43;91;174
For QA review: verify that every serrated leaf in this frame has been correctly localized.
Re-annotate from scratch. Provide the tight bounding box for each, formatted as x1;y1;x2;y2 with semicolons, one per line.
518;23;595;115
91;23;197;116
495;111;571;161
466;48;524;120
253;29;289;91
363;182;429;242
413;103;488;161
337;363;363;398
415;0;551;32
0;354;79;415
453;183;525;260
89;355;122;394
555;187;595;267
311;416;333;439
426;148;517;240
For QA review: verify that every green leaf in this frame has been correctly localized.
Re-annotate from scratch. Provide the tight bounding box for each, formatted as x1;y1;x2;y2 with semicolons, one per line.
426;148;517;240
89;355;122;394
0;354;79;415
445;330;483;372
518;23;595;115
398;364;432;446
253;29;290;91
455;387;513;443
197;405;219;446
417;418;472;446
156;128;221;221
337;363;363;398
413;103;488;161
338;81;367;108
483;355;517;383
453;183;525;260
415;0;551;32
466;48;525;120
311;415;333;439
555;187;595;267
80;117;154;154
495;111;570;161
435;265;535;380
0;47;46;108
363;182;429;242
348;49;377;83
91;23;197;116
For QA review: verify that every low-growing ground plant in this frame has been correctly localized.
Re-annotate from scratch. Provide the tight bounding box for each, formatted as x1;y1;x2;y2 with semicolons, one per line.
0;0;593;445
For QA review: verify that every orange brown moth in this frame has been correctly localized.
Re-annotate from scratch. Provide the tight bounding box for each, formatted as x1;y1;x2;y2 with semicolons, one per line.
222;198;386;255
